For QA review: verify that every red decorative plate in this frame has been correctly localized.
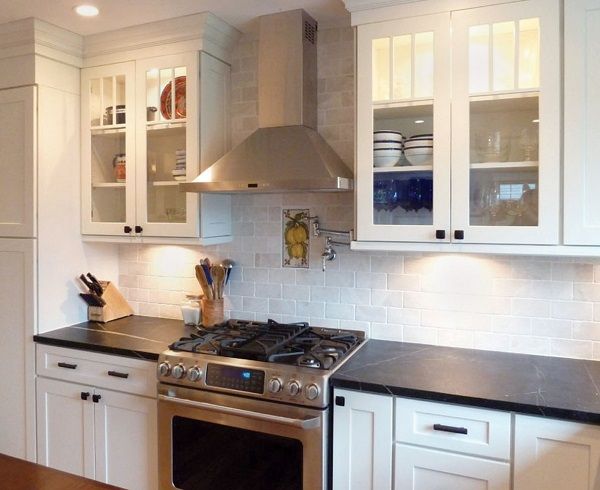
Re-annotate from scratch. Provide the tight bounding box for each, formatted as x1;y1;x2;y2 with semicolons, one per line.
160;76;186;120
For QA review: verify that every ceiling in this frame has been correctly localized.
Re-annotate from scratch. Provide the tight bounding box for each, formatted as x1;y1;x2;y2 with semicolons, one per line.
0;0;350;36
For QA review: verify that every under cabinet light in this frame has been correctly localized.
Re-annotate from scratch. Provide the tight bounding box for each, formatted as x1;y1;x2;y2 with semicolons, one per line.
74;5;99;16
414;120;425;124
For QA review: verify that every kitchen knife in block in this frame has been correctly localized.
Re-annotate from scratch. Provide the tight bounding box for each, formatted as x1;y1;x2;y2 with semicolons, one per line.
88;282;133;323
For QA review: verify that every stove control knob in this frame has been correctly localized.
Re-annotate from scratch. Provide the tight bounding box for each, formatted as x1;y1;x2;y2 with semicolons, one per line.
157;361;171;377
268;377;283;393
172;363;186;379
305;383;320;401
187;366;203;382
287;380;301;396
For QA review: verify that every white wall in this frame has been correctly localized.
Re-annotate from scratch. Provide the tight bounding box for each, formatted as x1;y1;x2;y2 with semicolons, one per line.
117;27;600;361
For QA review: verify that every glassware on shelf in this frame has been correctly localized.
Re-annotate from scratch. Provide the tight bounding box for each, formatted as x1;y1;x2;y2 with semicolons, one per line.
475;130;510;162
113;154;126;183
519;126;539;161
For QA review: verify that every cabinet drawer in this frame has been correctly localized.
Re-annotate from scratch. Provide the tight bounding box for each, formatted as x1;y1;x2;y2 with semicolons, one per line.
395;397;511;460
36;345;156;398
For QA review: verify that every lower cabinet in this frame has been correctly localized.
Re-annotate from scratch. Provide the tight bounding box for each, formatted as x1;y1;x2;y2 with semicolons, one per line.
35;345;158;490
332;388;393;490
395;444;510;490
514;414;600;490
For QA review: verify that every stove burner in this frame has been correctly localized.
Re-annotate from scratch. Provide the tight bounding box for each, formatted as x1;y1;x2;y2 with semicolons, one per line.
169;319;361;370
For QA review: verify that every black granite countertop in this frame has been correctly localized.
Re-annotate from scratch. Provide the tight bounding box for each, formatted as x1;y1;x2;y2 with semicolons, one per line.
33;316;193;361
332;340;600;424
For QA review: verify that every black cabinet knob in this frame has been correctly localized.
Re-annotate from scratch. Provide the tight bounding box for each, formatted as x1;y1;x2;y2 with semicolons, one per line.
335;396;345;407
134;225;143;234
80;392;90;401
435;230;446;240
92;394;102;403
124;225;132;234
454;230;465;240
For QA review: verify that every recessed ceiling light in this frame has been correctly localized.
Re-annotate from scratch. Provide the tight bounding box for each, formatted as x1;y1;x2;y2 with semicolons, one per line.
414;120;425;124
74;5;99;17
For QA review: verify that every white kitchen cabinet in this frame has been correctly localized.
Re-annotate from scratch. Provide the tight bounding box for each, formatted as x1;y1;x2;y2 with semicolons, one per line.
332;388;393;490
36;346;158;490
81;51;231;241
0;86;36;238
564;0;600;245
395;443;510;490
514;414;600;490
353;0;560;247
0;239;35;459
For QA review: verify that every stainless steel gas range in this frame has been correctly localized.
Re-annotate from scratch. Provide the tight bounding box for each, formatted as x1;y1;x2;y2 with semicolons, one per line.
156;319;366;490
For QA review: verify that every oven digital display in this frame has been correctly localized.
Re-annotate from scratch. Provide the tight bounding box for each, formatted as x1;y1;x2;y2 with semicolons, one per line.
205;364;265;394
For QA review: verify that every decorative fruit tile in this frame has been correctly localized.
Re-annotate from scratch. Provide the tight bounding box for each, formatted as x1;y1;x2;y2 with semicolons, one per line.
282;209;310;268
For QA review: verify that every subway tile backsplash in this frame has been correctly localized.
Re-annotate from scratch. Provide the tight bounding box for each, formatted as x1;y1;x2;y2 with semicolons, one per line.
117;27;600;360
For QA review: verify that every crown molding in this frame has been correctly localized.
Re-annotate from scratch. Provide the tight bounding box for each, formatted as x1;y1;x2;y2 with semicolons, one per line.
83;12;240;66
0;18;83;67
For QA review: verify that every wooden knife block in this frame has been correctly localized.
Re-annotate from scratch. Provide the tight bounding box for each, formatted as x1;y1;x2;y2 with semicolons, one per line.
88;282;133;323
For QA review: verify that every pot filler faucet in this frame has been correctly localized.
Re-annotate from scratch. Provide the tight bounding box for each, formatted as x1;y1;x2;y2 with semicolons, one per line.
310;217;353;271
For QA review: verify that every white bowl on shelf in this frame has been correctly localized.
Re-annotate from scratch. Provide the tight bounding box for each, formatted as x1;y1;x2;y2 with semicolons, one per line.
374;155;401;167
374;142;403;150
374;130;403;143
404;141;433;148
404;148;433;166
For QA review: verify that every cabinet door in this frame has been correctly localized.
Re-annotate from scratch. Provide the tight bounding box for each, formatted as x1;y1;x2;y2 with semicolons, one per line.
0;86;36;238
135;53;200;238
356;14;452;243
81;62;137;236
564;0;600;244
0;239;35;460
395;443;510;490
332;389;393;490
36;377;95;479
94;389;158;490
514;414;600;490
451;0;560;244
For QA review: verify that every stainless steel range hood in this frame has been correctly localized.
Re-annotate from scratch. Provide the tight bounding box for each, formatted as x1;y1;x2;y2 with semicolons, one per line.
181;9;353;193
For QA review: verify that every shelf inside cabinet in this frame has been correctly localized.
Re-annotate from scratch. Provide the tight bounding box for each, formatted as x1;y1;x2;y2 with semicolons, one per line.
470;92;539;113
91;125;127;135
92;182;126;188
470;161;539;170
151;181;183;187
146;120;186;131
374;165;433;173
374;100;433;119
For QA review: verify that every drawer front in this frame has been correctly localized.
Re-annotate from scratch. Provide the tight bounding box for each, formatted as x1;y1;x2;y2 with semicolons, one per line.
36;344;156;398
395;397;511;460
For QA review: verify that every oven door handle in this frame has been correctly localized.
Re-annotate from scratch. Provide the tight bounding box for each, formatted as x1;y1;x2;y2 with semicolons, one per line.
158;394;321;429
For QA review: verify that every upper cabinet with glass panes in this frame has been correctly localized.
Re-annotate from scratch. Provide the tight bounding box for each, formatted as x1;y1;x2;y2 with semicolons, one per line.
80;13;237;242
353;0;559;246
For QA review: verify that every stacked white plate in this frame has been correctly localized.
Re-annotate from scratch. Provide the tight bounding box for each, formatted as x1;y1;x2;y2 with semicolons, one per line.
373;130;403;167
403;134;433;166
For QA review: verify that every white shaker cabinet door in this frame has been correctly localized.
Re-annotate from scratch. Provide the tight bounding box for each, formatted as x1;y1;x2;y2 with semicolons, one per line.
0;86;36;238
332;389;393;490
514;414;600;490
564;0;600;244
0;238;35;460
36;377;96;479
395;443;510;490
94;388;158;490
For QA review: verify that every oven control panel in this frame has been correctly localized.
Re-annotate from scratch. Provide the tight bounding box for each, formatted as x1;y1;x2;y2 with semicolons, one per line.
205;364;265;394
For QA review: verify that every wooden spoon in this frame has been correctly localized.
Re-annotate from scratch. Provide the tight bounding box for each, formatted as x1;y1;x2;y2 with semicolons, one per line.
195;264;213;300
210;265;226;299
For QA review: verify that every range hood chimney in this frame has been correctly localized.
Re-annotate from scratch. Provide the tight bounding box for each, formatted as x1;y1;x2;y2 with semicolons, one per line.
180;9;353;193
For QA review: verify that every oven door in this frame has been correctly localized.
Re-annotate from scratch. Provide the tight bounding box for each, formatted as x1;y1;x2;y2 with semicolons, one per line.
158;384;327;490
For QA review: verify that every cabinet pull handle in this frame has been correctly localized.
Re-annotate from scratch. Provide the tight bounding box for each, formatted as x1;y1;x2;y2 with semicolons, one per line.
107;370;129;379
433;423;468;435
81;392;90;401
454;230;465;240
435;229;446;240
57;362;77;370
92;394;102;403
335;396;345;407
134;225;143;234
124;225;132;234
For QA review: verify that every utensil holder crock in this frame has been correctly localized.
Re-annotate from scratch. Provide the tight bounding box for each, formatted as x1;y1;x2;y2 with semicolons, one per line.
201;298;225;327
